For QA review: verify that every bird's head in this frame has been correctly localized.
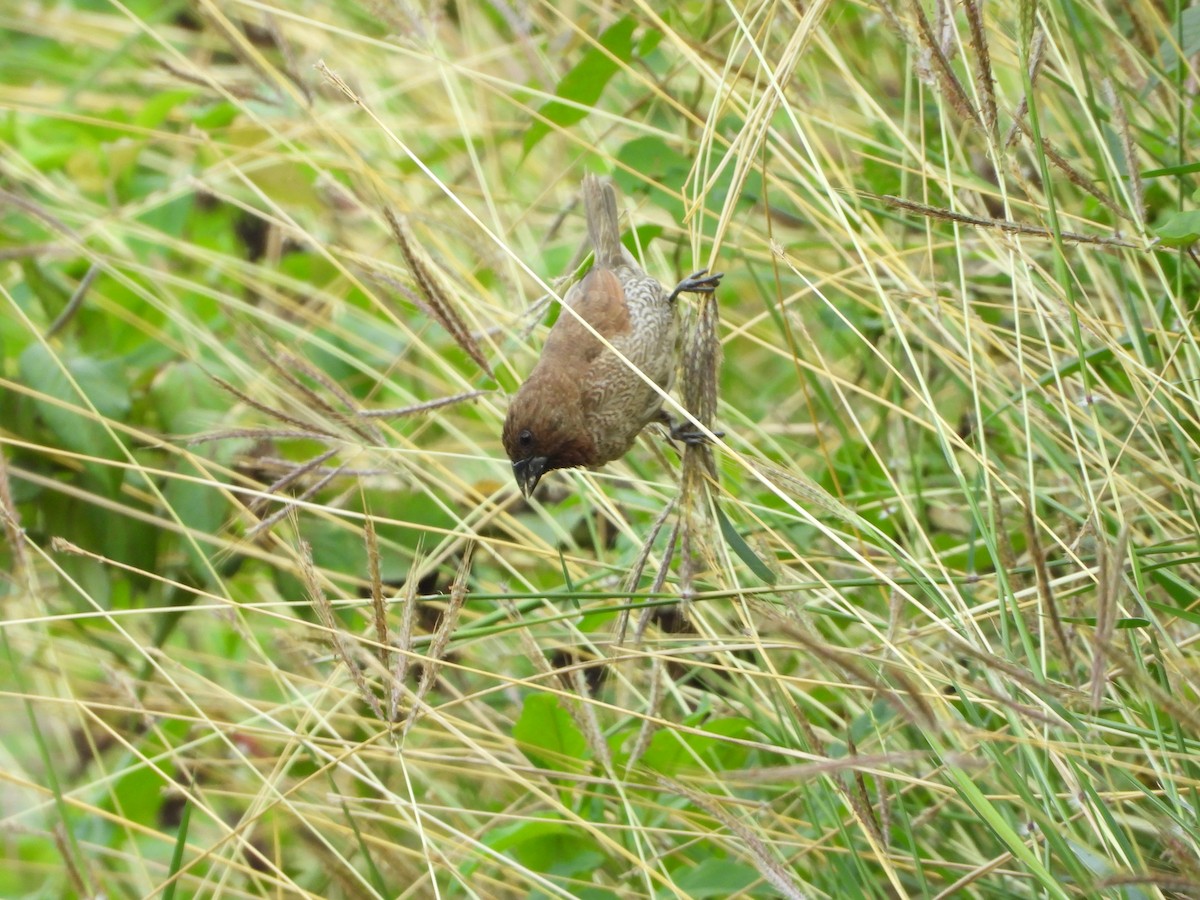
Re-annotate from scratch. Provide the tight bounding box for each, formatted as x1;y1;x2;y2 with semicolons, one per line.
502;381;593;498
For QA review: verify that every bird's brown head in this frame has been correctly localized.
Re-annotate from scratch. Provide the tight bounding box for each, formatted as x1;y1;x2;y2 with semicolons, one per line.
502;377;593;498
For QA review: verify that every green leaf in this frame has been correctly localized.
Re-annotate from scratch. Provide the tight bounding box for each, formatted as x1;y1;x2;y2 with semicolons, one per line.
162;467;230;581
1159;6;1200;72
162;796;192;900
19;260;72;321
668;857;762;898
613;136;691;209
624;223;664;258
19;342;132;494
480;816;602;876
136;192;194;241
640;727;693;776
193;100;239;131
512;693;589;773
641;717;754;775
134;89;193;130
612;137;758;233
638;25;665;57
1154;209;1200;247
845;699;898;750
1147;565;1200;608
1060;616;1152;629
101;718;190;831
1141;160;1200;178
523;16;637;155
1145;598;1200;627
148;361;229;436
715;505;777;585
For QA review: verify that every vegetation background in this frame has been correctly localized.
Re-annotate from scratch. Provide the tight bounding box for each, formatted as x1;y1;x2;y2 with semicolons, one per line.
3;0;1200;896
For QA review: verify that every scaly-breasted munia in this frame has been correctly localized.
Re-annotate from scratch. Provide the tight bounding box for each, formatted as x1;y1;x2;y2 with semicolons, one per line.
503;175;721;497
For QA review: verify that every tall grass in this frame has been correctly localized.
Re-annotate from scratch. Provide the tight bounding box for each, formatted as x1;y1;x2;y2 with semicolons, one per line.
2;1;1199;896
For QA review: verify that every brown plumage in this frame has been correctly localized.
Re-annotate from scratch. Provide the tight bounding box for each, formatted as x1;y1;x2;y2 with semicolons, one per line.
503;175;722;497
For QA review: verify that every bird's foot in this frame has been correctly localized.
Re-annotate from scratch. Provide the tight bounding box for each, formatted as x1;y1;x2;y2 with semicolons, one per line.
667;269;724;304
660;413;723;446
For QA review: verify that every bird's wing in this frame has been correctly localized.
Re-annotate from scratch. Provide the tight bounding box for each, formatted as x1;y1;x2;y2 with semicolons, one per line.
540;267;630;365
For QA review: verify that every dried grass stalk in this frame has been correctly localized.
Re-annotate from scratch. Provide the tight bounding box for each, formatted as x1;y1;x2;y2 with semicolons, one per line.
383;207;495;379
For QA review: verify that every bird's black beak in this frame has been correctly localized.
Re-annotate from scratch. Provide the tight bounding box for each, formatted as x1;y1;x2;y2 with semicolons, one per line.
512;456;549;498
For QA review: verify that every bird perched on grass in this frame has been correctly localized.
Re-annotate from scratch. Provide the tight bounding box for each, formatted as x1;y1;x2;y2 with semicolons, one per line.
503;175;722;497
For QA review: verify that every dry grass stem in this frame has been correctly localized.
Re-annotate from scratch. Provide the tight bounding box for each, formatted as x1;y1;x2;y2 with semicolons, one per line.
908;0;982;126
881;196;1141;247
405;542;474;736
300;539;384;720
655;774;810;900
964;0;998;137
364;513;389;670
388;548;424;723
383;207;496;379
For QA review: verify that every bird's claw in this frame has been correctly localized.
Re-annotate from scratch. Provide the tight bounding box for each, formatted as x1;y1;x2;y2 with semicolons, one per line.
667;269;724;303
668;419;724;446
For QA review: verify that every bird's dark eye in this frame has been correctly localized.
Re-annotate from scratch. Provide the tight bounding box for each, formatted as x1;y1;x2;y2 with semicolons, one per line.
518;428;534;448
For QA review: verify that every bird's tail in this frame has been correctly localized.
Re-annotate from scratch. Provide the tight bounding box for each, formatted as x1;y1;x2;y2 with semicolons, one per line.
582;174;626;269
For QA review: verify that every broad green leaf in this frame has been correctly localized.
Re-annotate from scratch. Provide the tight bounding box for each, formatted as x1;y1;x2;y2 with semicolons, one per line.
1154;209;1200;247
512;693;589;773
0;837;60;896
614;135;758;230
641;717;753;775
623;223;664;259
846;698;898;750
524;16;637;155
99;718;191;832
148;361;229;437
134;89;193;129
480;816;602;876
193;100;239;130
667;857;762;898
136;193;194;241
1159;6;1200;72
613;135;690;202
162;469;231;582
19;342;132;494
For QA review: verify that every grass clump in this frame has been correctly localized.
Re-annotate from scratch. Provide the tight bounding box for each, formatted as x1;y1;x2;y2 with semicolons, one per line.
2;1;1199;897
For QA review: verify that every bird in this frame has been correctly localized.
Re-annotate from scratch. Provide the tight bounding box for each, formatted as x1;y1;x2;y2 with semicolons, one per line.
502;175;722;498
